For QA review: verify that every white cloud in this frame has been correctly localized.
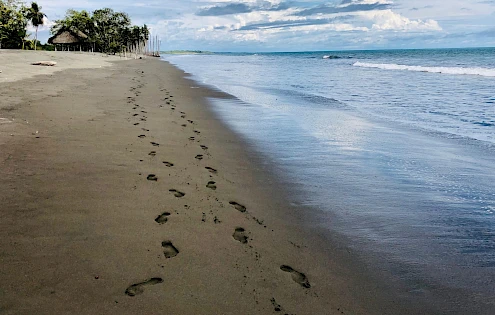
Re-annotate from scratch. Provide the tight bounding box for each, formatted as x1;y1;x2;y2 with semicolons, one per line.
27;16;56;33
363;10;442;31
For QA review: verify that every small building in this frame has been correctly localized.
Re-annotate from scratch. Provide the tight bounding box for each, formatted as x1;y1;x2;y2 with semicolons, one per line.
48;29;88;51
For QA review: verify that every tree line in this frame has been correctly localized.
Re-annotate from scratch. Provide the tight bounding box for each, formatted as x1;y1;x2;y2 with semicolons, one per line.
52;8;150;54
1;0;150;53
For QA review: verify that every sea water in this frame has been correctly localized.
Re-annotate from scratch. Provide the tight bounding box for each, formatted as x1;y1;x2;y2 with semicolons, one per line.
164;48;495;313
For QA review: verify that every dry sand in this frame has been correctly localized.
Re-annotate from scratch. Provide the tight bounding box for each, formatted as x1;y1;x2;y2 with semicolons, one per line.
0;52;422;314
0;50;123;83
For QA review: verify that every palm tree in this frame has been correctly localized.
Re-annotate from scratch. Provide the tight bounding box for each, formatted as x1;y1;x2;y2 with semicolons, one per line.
26;2;45;50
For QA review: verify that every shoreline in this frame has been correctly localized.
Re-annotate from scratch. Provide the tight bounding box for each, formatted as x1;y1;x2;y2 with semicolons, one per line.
1;52;427;314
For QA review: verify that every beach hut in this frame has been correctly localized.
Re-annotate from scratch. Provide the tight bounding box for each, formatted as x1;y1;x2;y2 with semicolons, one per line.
48;29;88;52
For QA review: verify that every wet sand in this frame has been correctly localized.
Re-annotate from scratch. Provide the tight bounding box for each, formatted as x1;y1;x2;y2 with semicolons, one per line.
0;52;422;314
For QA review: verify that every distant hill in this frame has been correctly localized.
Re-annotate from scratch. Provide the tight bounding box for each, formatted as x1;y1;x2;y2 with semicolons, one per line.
162;50;213;55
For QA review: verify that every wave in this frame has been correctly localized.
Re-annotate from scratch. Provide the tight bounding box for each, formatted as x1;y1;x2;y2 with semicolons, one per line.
353;62;495;77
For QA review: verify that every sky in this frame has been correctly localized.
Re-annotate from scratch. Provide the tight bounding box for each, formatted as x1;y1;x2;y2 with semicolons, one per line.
33;0;495;52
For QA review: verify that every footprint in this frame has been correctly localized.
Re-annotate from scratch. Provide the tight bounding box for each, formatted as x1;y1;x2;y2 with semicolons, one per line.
189;137;195;141
270;298;284;313
193;130;201;134
187;120;194;124
133;113;139;116
147;174;158;181
163;161;174;167
138;135;146;138
233;227;248;244
181;115;186;119
206;181;217;190
169;189;185;198
149;151;157;156
280;265;311;288
200;145;208;150
195;155;203;160
125;278;163;296
151;142;160;147
155;212;171;224
133;123;140;126
181;124;187;127
229;201;246;213
141;128;149;132
141;111;147;113
205;167;217;174
162;241;179;258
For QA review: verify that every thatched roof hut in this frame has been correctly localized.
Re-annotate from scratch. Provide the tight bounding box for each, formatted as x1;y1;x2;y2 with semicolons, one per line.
48;29;88;45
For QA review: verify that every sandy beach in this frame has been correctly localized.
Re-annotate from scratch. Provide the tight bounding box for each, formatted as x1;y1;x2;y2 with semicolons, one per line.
0;51;423;315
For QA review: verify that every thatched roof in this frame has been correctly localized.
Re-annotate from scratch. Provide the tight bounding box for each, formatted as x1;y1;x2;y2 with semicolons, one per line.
48;29;88;44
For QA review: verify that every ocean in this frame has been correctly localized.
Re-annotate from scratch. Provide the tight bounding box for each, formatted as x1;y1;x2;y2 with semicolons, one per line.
163;48;495;313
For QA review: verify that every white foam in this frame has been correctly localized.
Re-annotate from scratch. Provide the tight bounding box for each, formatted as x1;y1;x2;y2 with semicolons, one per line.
353;62;495;77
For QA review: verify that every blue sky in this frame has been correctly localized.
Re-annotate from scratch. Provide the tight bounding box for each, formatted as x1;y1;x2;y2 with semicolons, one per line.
34;0;495;52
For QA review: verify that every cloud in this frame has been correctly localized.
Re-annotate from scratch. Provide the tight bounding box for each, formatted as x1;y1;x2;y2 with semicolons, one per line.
294;0;392;16
27;16;56;33
196;1;291;16
152;0;444;52
365;10;442;31
237;16;351;31
476;27;495;37
197;3;252;16
191;0;440;35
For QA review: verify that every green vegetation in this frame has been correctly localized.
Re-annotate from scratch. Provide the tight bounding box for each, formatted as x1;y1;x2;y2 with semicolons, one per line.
1;0;46;50
52;8;149;54
0;0;29;49
0;1;149;53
